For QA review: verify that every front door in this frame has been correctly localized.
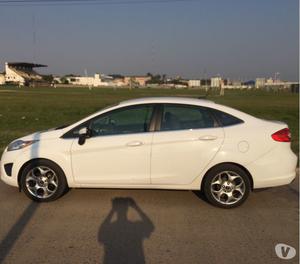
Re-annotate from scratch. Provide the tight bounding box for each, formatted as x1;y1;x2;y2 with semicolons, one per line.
71;104;155;185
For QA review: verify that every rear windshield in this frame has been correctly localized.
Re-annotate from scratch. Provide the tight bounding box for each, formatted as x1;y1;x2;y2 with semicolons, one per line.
211;109;244;127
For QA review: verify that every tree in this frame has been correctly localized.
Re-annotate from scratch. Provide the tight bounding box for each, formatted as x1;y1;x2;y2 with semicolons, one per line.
145;73;166;85
146;72;153;78
60;77;69;84
109;74;124;79
42;75;54;83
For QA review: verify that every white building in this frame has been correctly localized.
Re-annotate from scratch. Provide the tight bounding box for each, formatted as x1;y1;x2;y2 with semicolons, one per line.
4;62;46;86
188;80;201;87
255;78;266;88
67;74;112;87
0;73;5;85
5;63;26;85
266;78;275;84
53;77;62;83
222;84;249;89
211;77;222;87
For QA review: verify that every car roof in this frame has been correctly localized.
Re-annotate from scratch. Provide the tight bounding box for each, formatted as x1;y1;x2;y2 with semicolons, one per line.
117;97;257;124
62;96;257;132
119;97;215;107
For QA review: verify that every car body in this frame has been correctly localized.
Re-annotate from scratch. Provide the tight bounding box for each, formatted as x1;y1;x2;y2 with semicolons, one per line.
0;97;297;208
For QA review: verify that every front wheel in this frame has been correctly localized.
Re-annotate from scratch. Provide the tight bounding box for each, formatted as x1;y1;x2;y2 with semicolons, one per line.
20;160;68;202
203;164;251;208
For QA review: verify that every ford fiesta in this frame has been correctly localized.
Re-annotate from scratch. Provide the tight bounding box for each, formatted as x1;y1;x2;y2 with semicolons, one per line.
0;97;297;208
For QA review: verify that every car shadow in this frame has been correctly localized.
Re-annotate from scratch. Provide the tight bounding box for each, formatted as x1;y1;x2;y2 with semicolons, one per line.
98;197;154;264
192;190;210;204
0;131;42;262
0;201;39;263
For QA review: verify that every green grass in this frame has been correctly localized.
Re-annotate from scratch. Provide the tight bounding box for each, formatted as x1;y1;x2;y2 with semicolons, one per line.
0;86;298;156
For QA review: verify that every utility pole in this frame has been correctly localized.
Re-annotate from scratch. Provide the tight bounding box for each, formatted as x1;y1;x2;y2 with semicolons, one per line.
217;73;224;96
274;72;280;83
32;13;37;63
85;69;92;90
204;68;209;93
129;78;132;90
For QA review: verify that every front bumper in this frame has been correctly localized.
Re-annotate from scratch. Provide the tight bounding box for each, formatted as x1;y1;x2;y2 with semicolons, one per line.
1;149;20;188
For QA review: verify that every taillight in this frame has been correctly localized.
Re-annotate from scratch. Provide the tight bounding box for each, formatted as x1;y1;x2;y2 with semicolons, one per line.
271;128;291;142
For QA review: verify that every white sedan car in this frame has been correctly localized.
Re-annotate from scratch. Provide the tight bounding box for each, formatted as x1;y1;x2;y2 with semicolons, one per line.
0;97;297;208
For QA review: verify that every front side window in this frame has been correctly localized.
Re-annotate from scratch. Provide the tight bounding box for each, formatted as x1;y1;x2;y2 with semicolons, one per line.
90;105;154;136
161;104;218;131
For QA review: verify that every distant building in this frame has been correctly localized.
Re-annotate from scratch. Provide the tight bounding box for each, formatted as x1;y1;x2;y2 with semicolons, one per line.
265;81;298;90
201;79;211;86
111;78;126;87
266;78;275;85
188;80;201;87
66;74;113;87
255;78;266;88
231;80;242;87
243;80;255;87
4;62;47;86
53;77;62;84
124;76;151;87
211;77;223;87
0;73;5;85
256;77;298;90
174;84;187;89
222;84;249;89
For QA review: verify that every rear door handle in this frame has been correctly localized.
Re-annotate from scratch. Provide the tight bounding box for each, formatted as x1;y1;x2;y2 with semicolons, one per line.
126;141;143;147
198;135;218;141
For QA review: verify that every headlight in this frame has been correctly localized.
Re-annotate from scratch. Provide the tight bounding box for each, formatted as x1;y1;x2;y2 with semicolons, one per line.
7;140;39;152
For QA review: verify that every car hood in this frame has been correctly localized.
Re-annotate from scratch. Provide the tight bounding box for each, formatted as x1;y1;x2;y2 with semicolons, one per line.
16;127;66;142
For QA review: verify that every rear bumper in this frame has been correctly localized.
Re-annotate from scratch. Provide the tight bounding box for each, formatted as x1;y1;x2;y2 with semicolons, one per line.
247;146;298;189
253;171;296;188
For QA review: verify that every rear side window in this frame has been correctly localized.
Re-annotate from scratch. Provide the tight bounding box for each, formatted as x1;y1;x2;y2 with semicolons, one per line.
161;104;218;131
211;109;244;127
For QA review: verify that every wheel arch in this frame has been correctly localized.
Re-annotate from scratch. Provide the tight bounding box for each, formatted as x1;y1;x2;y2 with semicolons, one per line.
17;158;69;189
200;162;254;191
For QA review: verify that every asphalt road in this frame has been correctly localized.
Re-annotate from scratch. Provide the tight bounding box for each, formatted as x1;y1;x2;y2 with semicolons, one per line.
0;175;298;264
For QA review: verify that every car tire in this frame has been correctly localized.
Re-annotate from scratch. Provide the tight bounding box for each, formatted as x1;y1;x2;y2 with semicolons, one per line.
203;164;251;209
20;159;68;202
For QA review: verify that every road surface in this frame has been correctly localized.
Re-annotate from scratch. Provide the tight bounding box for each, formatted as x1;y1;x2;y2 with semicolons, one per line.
0;175;298;264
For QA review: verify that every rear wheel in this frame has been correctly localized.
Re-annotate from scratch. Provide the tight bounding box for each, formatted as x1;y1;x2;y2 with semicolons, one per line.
203;164;251;208
20;160;68;202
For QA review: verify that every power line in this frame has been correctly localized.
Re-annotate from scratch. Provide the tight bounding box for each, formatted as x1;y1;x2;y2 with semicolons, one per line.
0;0;190;2
0;0;199;6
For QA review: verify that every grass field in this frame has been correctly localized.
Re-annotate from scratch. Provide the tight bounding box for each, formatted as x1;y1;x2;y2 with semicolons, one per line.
0;86;298;156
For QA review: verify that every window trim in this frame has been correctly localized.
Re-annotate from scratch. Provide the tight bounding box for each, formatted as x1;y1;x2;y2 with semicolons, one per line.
62;104;158;139
209;108;244;127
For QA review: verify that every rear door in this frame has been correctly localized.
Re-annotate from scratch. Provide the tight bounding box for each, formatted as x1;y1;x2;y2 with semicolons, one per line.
151;104;224;185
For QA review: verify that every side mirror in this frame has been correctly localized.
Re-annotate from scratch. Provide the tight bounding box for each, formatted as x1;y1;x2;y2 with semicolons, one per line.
78;127;89;145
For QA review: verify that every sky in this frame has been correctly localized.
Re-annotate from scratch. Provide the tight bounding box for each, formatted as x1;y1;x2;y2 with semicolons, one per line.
0;0;298;81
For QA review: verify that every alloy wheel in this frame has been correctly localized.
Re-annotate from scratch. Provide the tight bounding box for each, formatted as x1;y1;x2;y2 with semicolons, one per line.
210;171;246;205
25;166;58;199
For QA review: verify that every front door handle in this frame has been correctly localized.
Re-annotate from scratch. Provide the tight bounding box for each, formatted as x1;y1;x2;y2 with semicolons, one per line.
126;141;143;147
198;135;218;141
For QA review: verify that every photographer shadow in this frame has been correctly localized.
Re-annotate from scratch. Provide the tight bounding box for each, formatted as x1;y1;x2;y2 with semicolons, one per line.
98;197;154;264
